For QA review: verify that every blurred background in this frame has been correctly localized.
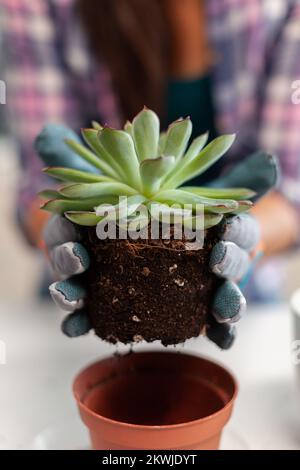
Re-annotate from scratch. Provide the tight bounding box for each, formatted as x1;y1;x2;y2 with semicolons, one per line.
0;109;42;303
1;0;300;451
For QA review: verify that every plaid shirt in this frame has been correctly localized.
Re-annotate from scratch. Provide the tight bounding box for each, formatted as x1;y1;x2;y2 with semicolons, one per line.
1;0;300;216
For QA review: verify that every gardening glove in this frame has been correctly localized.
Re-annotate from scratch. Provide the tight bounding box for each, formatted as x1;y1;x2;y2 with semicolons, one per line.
45;212;260;342
206;213;261;349
36;124;94;336
206;151;279;349
35;123;97;173
44;214;93;336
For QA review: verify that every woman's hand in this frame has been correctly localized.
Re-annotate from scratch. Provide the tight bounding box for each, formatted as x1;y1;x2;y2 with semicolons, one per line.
44;215;92;337
207;213;261;349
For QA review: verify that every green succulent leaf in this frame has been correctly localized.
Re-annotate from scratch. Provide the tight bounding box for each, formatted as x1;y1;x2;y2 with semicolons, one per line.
203;205;239;214
183;132;209;164
43;167;114;183
132;108;160;161
41;196;118;214
65;139;118;178
154;189;239;213
183;213;223;230
39;108;253;230
140;156;175;196
147;202;192;227
163;118;192;161
95;195;147;220
81;128;124;179
234;200;253;213
91;121;103;131
124;120;134;138
59;181;138;199
163;134;236;189
64;211;103;226
38;189;65;200
162;132;209;184
99;128;142;190
182;186;256;200
203;214;224;229
158;132;167;155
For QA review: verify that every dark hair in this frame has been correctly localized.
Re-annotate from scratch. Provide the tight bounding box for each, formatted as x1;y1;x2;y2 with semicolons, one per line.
77;0;170;121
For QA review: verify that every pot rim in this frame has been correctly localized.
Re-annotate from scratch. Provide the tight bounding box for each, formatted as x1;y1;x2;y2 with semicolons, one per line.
73;351;238;430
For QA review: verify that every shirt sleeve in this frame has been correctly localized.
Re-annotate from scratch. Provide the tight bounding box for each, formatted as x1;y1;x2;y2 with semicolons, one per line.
0;0;81;234
258;1;300;208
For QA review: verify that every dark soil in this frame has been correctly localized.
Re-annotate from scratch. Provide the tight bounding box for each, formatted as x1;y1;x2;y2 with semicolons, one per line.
81;226;220;346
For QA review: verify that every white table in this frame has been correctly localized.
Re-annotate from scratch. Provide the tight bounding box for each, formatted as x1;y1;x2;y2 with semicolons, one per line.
0;301;299;450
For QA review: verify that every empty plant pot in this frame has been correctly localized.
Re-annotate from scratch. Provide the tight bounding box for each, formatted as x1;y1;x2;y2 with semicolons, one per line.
73;351;237;450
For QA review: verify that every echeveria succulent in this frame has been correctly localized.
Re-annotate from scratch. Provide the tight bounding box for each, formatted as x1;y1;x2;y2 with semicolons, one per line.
39;108;254;229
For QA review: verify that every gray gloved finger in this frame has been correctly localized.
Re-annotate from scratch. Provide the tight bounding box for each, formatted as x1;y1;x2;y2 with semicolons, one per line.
213;280;246;324
35;123;96;172
50;242;90;276
206;318;236;350
210;241;250;281
43;215;80;249
49;279;86;312
61;310;92;337
208;151;279;201
220;214;260;252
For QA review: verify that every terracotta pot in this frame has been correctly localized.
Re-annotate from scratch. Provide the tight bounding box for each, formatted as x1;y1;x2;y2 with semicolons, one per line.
73;351;237;450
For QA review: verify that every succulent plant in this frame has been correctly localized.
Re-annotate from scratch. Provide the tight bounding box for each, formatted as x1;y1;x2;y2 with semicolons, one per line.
39;108;254;229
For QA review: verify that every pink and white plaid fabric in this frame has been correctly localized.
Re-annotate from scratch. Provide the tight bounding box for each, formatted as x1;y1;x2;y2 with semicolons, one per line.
1;0;300;214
